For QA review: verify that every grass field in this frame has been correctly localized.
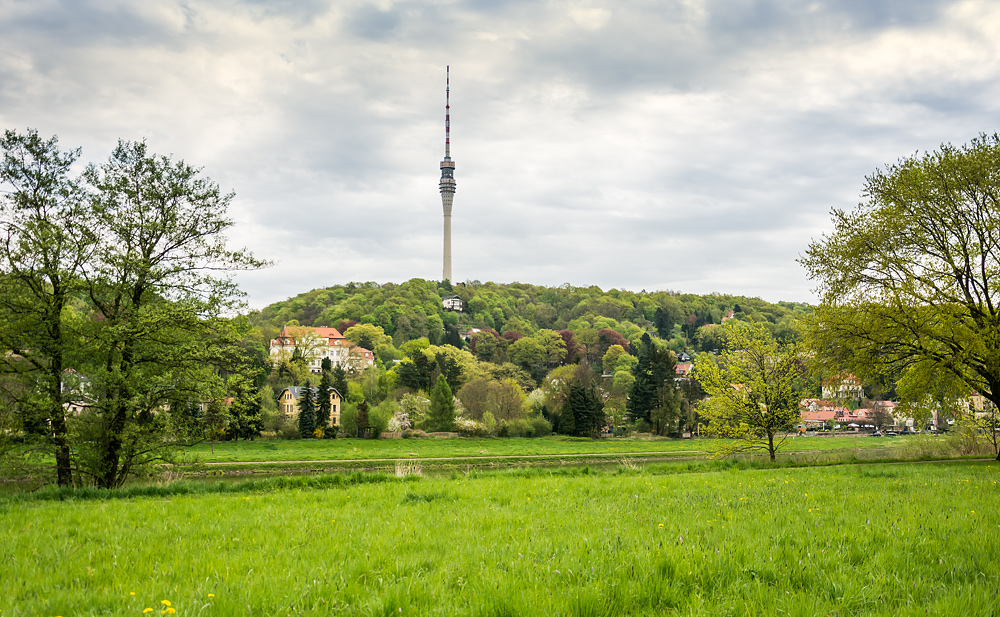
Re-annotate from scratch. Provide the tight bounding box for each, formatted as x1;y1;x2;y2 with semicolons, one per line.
3;460;997;615
181;433;925;464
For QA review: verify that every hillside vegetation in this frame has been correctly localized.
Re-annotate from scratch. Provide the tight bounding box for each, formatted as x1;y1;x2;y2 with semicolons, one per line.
250;279;811;352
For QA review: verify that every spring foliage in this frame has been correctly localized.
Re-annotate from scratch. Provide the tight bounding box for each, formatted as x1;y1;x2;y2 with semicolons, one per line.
695;321;801;461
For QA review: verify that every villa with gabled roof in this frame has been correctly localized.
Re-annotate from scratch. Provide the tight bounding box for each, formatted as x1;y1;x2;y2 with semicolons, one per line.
269;325;374;373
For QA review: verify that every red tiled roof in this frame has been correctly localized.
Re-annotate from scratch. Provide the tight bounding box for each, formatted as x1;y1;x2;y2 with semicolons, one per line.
273;326;346;346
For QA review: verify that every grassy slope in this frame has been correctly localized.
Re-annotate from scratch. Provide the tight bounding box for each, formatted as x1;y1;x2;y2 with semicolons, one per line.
3;461;996;616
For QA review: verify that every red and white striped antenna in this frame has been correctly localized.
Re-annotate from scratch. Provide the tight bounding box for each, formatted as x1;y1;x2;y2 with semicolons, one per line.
444;65;451;159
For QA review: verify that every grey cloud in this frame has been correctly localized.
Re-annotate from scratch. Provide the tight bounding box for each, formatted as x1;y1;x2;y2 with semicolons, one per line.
2;0;997;308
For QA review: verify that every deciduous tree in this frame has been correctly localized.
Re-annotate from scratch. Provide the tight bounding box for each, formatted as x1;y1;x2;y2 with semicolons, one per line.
0;129;90;486
80;139;264;487
694;321;801;461
801;134;1000;460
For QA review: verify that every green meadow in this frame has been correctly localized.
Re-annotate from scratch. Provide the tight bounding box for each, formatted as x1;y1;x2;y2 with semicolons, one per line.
3;460;997;616
181;433;923;464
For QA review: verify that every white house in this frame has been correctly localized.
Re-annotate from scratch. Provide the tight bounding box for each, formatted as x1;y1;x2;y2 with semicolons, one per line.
442;295;464;312
269;326;374;373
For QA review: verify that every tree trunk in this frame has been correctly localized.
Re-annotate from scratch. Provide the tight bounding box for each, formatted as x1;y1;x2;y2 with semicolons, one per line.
51;409;72;486
99;407;125;489
768;432;776;462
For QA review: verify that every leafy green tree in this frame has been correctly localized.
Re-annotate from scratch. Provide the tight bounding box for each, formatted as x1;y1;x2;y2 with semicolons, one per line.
602;345;628;374
203;399;230;448
297;383;316;438
694;321;802;461
471;329;504;363
426;375;456;432
801;134;1000;460
344;323;392;352
0;129;90;486
80;139;264;487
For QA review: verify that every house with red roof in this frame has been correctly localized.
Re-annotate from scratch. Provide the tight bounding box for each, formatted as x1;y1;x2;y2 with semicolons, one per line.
269;325;374;373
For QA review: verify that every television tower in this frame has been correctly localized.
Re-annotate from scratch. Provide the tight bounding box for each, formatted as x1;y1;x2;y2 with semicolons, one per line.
439;66;456;283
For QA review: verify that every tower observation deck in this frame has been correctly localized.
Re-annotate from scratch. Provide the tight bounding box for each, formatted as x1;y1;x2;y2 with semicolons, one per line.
439;66;456;283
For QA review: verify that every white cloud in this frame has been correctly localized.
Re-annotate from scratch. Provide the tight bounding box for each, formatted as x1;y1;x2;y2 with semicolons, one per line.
1;0;997;308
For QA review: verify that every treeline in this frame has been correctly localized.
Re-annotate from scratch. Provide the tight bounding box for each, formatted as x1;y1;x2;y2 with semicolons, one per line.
250;279;811;354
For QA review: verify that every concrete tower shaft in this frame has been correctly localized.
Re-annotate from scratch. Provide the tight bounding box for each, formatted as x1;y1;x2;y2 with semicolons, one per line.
439;66;456;282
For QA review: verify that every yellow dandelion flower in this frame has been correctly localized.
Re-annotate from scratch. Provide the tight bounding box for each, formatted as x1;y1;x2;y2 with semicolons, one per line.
130;592;136;596
658;524;664;528
208;594;215;599
166;609;176;615
161;600;171;607
144;609;153;614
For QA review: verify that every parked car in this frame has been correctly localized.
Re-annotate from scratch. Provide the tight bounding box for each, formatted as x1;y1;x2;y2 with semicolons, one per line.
885;431;897;437
871;431;883;437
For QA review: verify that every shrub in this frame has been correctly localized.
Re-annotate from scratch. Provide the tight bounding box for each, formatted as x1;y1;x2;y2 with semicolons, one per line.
530;415;552;437
278;419;300;440
369;402;393;439
402;428;429;439
454;416;490;437
340;403;358;438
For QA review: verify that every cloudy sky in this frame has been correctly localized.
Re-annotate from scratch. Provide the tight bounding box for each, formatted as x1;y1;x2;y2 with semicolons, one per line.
2;0;998;308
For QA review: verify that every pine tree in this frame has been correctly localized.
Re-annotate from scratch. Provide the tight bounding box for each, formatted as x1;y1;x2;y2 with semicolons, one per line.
332;365;349;401
627;333;679;434
356;400;370;438
557;394;576;436
316;372;333;428
297;382;316;438
558;382;605;437
426;375;455;432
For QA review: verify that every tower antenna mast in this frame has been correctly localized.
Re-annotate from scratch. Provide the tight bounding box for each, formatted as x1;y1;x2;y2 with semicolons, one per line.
439;66;456;283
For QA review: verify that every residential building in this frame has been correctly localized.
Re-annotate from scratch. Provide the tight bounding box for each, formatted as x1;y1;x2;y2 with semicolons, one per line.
269;325;374;373
821;373;865;400
276;386;342;427
442;295;463;312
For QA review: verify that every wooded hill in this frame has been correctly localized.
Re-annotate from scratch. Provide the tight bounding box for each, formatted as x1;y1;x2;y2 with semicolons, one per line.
249;279;812;353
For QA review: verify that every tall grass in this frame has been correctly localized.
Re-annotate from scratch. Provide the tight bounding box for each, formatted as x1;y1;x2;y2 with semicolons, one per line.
2;461;997;615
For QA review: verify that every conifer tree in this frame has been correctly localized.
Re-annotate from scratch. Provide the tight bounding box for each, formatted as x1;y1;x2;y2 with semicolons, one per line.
426;375;455;432
297;382;316;438
332;365;349;400
356;400;370;438
316;371;333;428
557;394;576;436
627;333;681;434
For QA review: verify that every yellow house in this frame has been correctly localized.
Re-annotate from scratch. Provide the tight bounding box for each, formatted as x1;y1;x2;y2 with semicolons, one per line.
277;386;342;427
